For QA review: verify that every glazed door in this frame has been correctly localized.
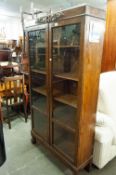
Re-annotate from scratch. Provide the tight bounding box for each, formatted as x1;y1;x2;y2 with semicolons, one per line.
51;22;81;162
28;26;49;142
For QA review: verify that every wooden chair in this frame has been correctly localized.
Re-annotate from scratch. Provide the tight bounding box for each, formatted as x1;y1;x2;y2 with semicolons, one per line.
1;75;28;129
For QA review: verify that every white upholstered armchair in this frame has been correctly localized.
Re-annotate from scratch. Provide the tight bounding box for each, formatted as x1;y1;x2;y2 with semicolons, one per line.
93;71;116;169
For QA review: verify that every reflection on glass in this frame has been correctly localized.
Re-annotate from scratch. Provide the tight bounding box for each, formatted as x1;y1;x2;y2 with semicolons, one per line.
53;102;76;129
52;23;80;79
31;72;46;95
53;78;77;108
31;72;47;113
52;24;79;157
33;109;48;141
29;29;46;71
31;92;47;113
29;28;48;142
53;124;75;160
53;24;80;46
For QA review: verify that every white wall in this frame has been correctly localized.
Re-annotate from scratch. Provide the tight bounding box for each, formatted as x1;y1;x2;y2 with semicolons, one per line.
0;15;23;40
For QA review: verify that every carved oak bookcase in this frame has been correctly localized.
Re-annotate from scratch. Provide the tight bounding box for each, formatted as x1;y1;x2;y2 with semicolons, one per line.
26;5;105;174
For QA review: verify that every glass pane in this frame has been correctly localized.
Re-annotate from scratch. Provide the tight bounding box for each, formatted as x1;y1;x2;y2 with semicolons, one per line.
53;124;75;160
53;102;76;129
52;23;80;79
29;29;46;71
33;109;49;141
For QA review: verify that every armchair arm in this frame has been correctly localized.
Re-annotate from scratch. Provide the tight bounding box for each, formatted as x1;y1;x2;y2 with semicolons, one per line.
96;112;114;127
95;112;116;145
95;126;114;144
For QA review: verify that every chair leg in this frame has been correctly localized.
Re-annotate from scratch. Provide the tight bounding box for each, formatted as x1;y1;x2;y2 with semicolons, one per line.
8;118;11;129
85;161;92;172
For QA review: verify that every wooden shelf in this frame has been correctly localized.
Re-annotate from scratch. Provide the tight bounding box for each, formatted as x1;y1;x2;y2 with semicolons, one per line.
54;94;77;108
21;71;29;76
31;69;46;75
37;46;45;48
32;86;47;95
38;53;46;55
54;73;79;81
52;119;75;133
53;45;80;48
0;49;11;52
30;46;45;49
